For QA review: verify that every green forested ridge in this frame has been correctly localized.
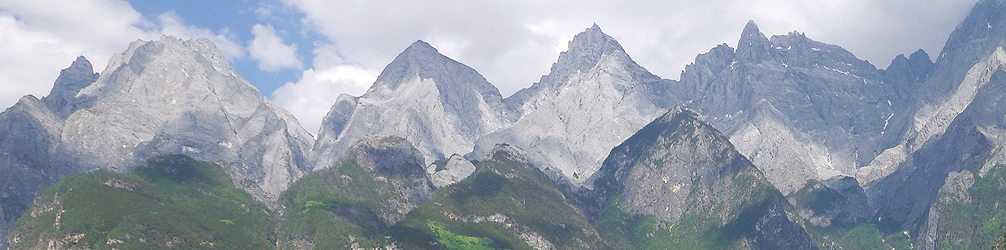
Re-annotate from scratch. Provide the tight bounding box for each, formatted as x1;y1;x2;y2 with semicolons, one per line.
932;164;1006;250
276;147;603;250
7;155;275;249
277;159;395;249
588;109;814;249
389;148;603;250
593;171;786;249
788;180;910;249
10;153;1005;249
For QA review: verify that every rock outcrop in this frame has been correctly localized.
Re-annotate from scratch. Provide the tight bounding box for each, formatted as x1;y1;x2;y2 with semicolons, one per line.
1;36;316;247
314;41;511;170
277;135;433;249
472;24;677;187
59;36;315;204
870;0;1006;240
587;107;815;249
678;21;905;194
0;56;99;247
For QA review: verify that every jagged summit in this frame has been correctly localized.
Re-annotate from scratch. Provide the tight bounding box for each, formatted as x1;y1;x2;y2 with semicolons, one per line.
587;105;816;249
102;35;234;77
504;23;653;112
909;49;932;63
886;49;933;86
367;39;502;100
475;23;676;187
42;56;98;117
314;39;510;170
572;23;622;52
678;20;900;194
405;40;437;53
737;20;772;62
550;23;628;78
741;20;762;37
57;34;315;204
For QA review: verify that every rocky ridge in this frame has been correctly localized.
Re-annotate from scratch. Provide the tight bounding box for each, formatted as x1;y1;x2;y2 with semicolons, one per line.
313;41;511;171
0;57;100;247
0;35;315;248
587;107;816;249
678;21;908;194
471;24;677;187
868;1;1006;242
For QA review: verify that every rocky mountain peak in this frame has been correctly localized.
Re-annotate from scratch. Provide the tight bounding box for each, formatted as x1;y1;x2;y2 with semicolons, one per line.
101;35;235;82
909;49;934;68
478;23;674;188
936;0;1006;67
887;49;933;88
42;56;98;117
314;39;510;170
512;23;636;95
78;35;263;113
570;23;618;52
403;40;438;55
693;44;736;70
52;35;315;205
368;39;500;100
736;20;772;62
587;105;816;248
555;24;627;75
503;23;655;112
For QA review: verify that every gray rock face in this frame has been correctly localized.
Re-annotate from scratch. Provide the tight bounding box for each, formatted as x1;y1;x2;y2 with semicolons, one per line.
428;154;476;188
0;36;315;235
883;49;933;105
919;170;975;250
788;176;871;228
859;0;1006;186
869;0;1006;238
588;107;815;249
53;36;315;204
871;51;1006;236
338;135;433;225
314;94;357;150
0;96;65;248
472;24;678;187
314;41;511;170
0;37;316;246
0;56;97;248
678;21;903;194
41;56;99;118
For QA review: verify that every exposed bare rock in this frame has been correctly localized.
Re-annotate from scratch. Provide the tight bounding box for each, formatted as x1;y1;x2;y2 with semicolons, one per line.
587;107;815;249
314;41;511;171
472;24;677;187
58;36;314;204
428;154;476;188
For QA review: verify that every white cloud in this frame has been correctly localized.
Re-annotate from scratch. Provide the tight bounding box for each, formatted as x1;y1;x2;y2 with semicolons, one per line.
0;14;80;106
0;0;152;109
0;0;249;109
263;0;978;133
272;65;378;135
249;23;302;71
281;0;978;99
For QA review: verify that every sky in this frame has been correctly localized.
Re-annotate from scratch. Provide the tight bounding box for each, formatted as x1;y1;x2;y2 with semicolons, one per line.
0;0;981;136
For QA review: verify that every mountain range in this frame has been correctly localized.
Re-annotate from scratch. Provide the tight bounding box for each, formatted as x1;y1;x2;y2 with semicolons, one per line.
4;1;1006;249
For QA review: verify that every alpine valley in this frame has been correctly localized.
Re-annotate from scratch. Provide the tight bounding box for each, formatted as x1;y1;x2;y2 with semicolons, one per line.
5;1;1006;250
